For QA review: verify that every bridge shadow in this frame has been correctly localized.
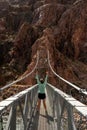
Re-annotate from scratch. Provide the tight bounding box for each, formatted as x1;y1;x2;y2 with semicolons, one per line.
40;112;54;124
29;111;39;130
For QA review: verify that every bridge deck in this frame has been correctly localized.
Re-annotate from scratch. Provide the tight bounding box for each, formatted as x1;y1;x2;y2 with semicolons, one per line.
28;94;55;130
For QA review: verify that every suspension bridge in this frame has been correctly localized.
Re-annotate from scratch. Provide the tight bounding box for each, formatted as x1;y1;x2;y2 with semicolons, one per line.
0;50;87;130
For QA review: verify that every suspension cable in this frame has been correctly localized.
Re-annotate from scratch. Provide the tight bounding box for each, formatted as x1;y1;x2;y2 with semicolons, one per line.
0;51;39;91
47;50;87;96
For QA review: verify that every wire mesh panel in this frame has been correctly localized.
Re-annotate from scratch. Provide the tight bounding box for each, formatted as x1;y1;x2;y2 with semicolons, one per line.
0;85;38;130
47;83;87;130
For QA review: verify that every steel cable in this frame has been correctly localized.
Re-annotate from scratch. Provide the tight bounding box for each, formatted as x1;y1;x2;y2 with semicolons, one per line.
0;52;39;91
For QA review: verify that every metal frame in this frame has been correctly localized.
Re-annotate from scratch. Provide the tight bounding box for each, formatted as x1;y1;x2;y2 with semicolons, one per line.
47;83;87;130
0;83;87;130
0;84;38;130
47;50;87;96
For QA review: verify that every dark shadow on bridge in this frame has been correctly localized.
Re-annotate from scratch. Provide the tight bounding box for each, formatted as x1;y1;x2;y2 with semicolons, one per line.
28;111;39;130
40;112;54;124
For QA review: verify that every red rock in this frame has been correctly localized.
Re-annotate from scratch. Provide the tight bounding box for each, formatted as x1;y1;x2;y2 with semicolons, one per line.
0;0;87;104
0;1;9;10
0;18;6;33
10;22;38;72
32;3;66;27
55;0;87;60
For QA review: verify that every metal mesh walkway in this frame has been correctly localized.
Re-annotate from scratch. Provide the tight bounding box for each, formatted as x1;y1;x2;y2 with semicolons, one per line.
28;94;55;130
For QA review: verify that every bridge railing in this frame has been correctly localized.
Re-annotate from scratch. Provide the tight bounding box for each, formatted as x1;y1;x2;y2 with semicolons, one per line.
0;52;39;92
47;83;87;130
0;84;38;130
47;51;87;96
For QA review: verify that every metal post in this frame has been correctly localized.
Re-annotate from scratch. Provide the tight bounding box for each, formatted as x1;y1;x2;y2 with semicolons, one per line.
10;103;17;130
56;94;62;130
67;104;77;130
0;116;3;130
18;100;26;130
53;90;57;118
28;91;32;118
23;93;29;129
6;103;17;130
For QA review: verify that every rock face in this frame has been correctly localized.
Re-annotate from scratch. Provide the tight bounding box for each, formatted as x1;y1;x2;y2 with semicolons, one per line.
55;0;87;62
58;0;76;4
6;5;33;31
32;3;66;27
0;18;6;33
0;0;87;101
0;1;9;10
9;22;39;72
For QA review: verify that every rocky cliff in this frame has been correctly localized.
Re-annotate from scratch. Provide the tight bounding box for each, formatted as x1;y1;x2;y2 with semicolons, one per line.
0;0;87;100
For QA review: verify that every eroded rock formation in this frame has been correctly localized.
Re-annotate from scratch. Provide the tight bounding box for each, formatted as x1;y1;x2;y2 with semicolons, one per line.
0;0;87;100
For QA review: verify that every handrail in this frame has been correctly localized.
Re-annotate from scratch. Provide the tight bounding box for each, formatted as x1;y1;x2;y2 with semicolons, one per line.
0;84;38;130
0;84;38;112
47;50;87;96
0;51;39;91
47;83;87;124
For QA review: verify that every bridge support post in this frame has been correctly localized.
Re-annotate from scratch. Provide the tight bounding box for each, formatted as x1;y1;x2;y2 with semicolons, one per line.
23;93;30;130
6;103;16;130
29;91;33;117
56;94;64;130
67;104;77;130
53;91;56;118
0;116;3;130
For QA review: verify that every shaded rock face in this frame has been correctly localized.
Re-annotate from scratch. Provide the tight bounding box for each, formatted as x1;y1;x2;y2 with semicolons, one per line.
6;5;33;31
32;3;66;27
0;18;6;33
0;1;10;18
10;22;39;72
0;1;9;10
0;3;33;31
0;40;17;86
0;41;13;65
44;0;58;4
58;0;76;4
55;0;87;62
0;0;87;100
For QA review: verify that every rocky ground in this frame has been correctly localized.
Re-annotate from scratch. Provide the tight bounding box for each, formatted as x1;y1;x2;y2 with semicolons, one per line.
0;0;87;101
